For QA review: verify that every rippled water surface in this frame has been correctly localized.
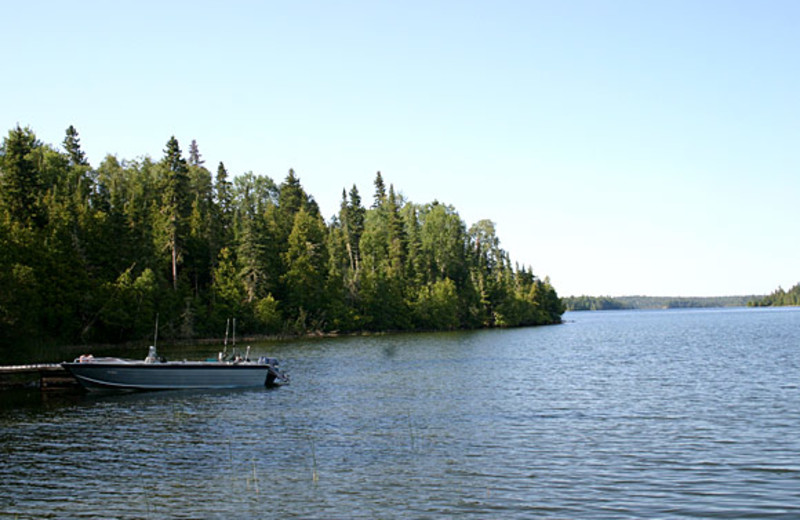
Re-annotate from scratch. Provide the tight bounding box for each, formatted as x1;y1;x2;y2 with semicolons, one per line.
2;307;800;518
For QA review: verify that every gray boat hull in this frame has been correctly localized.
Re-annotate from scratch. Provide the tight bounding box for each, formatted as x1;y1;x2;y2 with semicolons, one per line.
62;361;275;391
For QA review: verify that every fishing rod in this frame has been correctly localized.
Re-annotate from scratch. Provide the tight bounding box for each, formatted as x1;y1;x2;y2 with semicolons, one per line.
223;318;230;357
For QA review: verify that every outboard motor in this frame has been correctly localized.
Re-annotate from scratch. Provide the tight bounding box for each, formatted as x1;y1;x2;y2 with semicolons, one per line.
260;357;289;386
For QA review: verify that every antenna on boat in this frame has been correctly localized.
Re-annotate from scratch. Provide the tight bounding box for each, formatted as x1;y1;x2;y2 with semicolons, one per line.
232;318;237;351
153;313;159;350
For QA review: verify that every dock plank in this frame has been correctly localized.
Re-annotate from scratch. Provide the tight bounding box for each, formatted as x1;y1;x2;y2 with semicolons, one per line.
0;364;79;389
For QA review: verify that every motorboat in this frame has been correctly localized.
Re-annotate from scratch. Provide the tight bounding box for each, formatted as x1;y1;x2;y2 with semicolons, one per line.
62;345;288;391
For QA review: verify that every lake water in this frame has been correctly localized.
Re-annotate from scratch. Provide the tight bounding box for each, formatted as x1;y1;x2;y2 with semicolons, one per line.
2;307;799;519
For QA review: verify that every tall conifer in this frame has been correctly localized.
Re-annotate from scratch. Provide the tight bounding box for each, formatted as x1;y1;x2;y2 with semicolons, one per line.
160;136;190;290
0;125;43;226
63;125;88;166
372;171;386;208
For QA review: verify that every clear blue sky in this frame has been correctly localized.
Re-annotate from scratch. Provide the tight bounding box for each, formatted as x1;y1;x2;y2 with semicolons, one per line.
2;1;798;297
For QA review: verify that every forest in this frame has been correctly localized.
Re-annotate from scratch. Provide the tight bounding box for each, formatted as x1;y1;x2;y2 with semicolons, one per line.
562;296;630;311
0;125;563;350
749;284;800;307
563;295;760;311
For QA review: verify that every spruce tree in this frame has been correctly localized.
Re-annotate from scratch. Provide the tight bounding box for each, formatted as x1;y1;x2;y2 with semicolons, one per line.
345;184;365;272
386;184;407;277
159;136;190;290
188;139;204;167
63;125;88;166
372;171;386;208
0;125;44;226
215;162;232;218
276;169;307;244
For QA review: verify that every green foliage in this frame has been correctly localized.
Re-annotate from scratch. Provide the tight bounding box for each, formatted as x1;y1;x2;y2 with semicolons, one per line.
254;294;283;333
63;125;88;167
0;125;564;350
157;136;191;290
411;279;460;330
281;206;329;325
563;296;631;311
0;125;45;226
564;294;763;311
750;284;800;307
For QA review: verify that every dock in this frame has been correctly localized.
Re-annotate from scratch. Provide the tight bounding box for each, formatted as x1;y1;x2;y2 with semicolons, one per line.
0;364;80;390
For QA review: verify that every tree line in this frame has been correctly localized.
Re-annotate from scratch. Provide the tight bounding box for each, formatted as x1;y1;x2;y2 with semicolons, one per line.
562;296;630;311
749;284;800;307
563;294;761;311
0;125;563;349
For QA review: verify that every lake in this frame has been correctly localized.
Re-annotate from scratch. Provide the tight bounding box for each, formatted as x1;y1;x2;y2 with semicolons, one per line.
2;307;799;519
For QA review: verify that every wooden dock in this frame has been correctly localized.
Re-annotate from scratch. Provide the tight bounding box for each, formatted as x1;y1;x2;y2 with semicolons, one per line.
0;364;80;390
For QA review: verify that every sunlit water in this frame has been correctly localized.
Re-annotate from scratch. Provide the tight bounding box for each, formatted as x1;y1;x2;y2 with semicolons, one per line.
2;307;799;519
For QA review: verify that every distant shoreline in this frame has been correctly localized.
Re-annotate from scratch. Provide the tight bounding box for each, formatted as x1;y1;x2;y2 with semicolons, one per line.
562;295;762;311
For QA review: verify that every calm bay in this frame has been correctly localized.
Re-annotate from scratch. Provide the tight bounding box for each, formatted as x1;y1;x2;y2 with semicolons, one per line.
2;307;799;518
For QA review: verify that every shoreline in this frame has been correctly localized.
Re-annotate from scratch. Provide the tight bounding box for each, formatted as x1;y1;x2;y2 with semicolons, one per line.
3;319;564;366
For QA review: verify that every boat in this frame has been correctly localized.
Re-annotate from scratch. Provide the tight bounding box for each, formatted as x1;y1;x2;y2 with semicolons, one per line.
62;348;288;391
62;318;289;391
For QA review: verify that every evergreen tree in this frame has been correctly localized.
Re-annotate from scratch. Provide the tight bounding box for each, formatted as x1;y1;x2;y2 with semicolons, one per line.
234;172;281;303
344;184;365;272
372;171;386;208
325;213;352;329
282;206;329;330
237;211;268;303
188;139;204;167
386;184;407;277
278;169;306;222
402;203;425;288
186;158;214;298
208;161;233;275
158;136;191;290
63;125;88;166
215;162;233;224
0;125;44;226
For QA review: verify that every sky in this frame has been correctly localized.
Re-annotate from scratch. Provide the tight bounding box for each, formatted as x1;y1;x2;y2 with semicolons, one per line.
2;0;798;297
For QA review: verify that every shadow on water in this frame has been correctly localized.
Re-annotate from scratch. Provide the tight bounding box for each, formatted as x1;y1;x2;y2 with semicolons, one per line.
0;382;284;416
0;388;88;418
